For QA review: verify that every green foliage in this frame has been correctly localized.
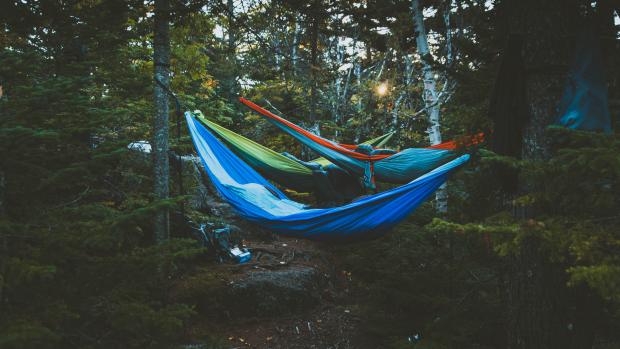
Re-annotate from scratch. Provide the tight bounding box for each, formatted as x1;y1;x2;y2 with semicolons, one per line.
103;302;194;348
0;2;228;348
337;220;503;348
0;322;61;349
1;0;619;348
531;128;620;217
336;125;620;347
569;265;620;302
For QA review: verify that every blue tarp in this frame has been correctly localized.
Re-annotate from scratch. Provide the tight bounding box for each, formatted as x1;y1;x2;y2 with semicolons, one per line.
556;29;612;133
187;113;469;241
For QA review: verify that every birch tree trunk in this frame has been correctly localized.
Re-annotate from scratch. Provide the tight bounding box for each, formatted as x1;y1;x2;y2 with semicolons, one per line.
309;5;319;127
338;60;353;139
444;3;454;67
411;0;446;213
354;62;362;143
291;15;301;76
412;0;441;146
392;54;413;132
153;0;171;243
301;1;321;160
332;41;345;138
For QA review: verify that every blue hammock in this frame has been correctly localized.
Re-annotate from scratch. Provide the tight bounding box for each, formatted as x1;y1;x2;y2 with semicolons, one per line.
556;28;611;133
187;113;469;241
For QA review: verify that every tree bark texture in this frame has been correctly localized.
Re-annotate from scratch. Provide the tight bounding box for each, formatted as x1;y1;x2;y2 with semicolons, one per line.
512;0;578;161
411;0;442;147
411;0;447;213
0;171;5;309
498;1;590;348
225;0;238;99
0;171;5;217
153;0;171;243
291;14;301;75
309;3;319;125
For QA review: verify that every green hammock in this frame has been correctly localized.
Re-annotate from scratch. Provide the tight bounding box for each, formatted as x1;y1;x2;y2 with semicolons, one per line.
196;115;393;198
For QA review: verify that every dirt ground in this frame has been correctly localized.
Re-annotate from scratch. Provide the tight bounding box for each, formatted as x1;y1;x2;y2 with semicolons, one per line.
184;234;382;349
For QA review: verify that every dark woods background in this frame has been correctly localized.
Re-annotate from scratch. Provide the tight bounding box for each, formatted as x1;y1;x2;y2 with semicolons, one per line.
1;0;620;348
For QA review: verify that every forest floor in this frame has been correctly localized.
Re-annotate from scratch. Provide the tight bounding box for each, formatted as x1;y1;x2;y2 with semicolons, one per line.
182;227;379;348
215;237;375;349
175;180;386;349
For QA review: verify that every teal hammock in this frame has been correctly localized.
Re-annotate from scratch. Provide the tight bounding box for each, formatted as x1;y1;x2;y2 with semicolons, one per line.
239;98;460;189
556;28;611;133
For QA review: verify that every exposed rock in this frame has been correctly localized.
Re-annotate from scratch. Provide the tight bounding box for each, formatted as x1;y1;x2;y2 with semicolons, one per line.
185;155;211;212
230;265;322;317
205;199;236;220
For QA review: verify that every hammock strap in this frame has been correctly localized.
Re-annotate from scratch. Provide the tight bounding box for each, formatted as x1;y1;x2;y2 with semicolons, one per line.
362;161;376;190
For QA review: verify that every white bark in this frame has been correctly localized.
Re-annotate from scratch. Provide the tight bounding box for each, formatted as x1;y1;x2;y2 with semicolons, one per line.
337;59;354;139
392;54;413;131
354;62;363;143
412;0;442;146
331;40;345;137
412;0;446;213
355;62;362;113
342;59;353;105
291;15;301;75
273;35;281;69
444;4;453;67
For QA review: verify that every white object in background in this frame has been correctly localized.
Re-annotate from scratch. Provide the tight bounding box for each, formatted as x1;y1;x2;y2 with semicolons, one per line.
128;141;152;153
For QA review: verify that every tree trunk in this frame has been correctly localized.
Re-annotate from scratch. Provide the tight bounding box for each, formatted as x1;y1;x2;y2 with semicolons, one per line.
354;62;362;143
516;0;577;161
411;0;446;213
338;58;354;138
291;14;301;75
227;0;235;51
332;41;346;138
153;0;171;243
444;2;453;67
500;0;584;348
0;171;5;309
392;54;413;132
0;171;5;217
506;236;554;349
309;3;319;126
300;1;321;160
225;0;237;99
411;0;442;146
